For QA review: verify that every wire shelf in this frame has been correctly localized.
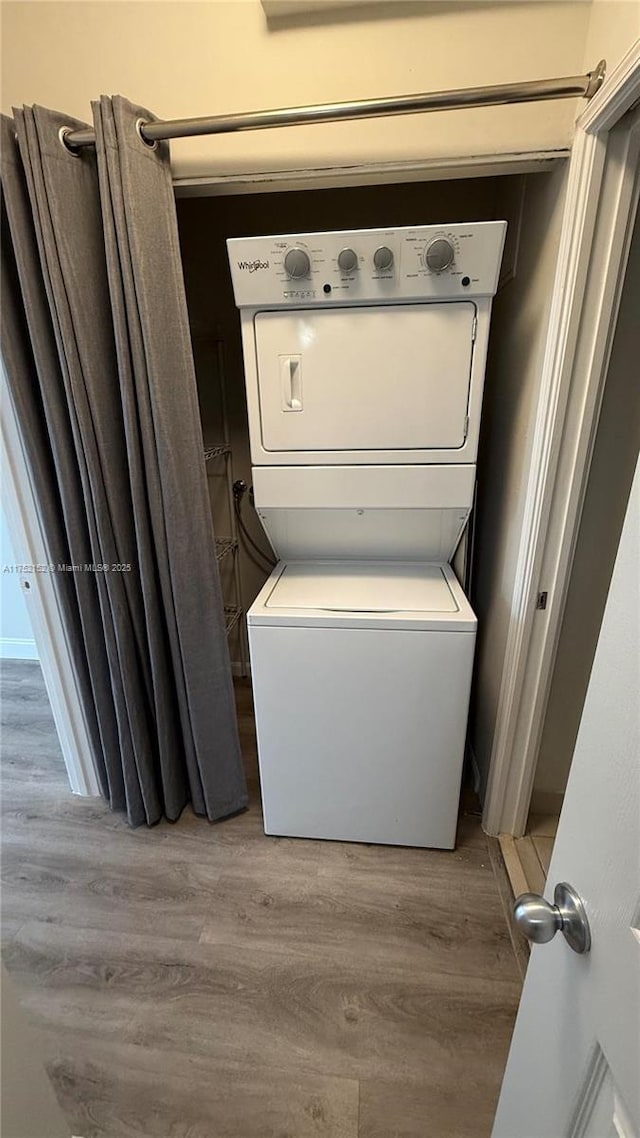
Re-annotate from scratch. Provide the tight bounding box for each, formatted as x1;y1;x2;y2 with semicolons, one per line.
204;443;231;462
224;605;243;635
199;336;249;676
215;537;237;563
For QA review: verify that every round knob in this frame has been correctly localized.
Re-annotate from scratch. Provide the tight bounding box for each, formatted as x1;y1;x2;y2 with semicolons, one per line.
425;237;455;273
373;246;394;272
338;247;358;273
283;248;311;279
513;893;562;944
513;883;591;954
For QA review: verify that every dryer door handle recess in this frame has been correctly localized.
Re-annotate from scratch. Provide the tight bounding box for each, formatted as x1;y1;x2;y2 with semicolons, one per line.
280;355;303;412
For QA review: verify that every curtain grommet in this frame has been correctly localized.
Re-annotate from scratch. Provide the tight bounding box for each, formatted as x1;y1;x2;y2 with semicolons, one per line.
58;126;81;157
135;118;157;150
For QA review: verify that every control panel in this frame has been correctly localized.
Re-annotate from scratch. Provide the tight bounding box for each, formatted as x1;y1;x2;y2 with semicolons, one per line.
227;222;507;307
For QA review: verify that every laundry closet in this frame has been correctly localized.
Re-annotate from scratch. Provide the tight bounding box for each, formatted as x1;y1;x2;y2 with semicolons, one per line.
175;160;627;861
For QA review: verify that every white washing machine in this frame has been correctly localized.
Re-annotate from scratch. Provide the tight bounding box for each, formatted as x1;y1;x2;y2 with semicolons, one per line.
249;560;476;848
227;223;506;848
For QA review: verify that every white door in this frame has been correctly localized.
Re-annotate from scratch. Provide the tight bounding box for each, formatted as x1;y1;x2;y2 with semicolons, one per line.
254;303;475;453
493;455;640;1138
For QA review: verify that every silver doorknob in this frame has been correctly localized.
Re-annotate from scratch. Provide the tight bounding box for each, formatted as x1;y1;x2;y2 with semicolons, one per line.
513;882;591;954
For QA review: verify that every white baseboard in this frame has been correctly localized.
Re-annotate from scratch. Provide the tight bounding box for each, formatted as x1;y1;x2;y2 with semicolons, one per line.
0;637;39;661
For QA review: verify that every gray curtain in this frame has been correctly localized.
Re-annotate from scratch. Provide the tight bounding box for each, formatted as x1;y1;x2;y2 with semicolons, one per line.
0;98;247;826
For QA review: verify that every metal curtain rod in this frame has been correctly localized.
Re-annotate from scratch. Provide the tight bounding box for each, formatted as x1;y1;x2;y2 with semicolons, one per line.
64;61;606;151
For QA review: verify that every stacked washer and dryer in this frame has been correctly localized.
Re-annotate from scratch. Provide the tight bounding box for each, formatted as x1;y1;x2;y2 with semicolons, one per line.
228;223;506;849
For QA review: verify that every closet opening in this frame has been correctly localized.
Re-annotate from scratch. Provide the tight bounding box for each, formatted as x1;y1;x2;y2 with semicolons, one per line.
175;161;570;839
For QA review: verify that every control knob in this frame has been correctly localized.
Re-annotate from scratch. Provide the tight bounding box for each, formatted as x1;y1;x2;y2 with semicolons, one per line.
284;247;311;279
425;238;455;272
338;247;358;273
373;246;394;271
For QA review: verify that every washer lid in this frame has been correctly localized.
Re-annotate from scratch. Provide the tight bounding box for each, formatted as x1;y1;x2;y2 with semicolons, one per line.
250;561;477;631
265;561;458;613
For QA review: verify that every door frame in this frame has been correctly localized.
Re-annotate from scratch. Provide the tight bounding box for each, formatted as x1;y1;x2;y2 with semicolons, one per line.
482;39;640;837
0;371;101;796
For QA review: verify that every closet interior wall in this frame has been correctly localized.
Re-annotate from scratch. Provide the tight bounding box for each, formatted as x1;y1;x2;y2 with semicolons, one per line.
176;167;568;787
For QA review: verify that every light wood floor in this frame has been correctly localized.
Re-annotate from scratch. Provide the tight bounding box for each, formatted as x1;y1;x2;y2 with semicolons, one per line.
499;815;560;897
1;659;523;1138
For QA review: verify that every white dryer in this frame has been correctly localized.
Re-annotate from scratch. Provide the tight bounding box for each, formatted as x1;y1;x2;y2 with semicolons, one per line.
227;222;506;848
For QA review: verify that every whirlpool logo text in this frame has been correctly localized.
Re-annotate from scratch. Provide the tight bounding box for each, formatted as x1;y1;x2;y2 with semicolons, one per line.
237;259;270;272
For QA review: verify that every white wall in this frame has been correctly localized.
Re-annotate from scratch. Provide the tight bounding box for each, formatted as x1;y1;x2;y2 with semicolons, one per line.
582;0;640;77
0;1;592;183
0;505;38;660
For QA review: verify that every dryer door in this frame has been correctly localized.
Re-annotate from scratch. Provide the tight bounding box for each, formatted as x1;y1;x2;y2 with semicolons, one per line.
254;303;475;456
